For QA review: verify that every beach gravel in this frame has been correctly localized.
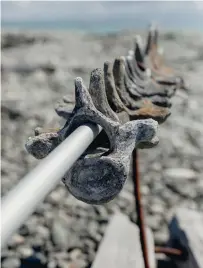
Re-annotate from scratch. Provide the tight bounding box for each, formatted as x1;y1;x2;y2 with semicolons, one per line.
1;29;203;267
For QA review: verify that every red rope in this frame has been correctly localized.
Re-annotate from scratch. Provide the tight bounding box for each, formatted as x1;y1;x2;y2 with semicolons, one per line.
132;149;150;268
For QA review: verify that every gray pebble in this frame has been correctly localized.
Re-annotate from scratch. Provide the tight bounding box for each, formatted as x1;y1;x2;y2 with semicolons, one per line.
69;248;83;260
7;234;25;248
154;226;169;245
35;252;47;265
47;260;58;268
57;260;72;268
160;189;181;206
164;168;198;182
47;190;63;205
93;206;108;220
29;237;44;250
148;203;165;215
2;257;20;268
35;202;52;215
174;184;197;198
68;259;87;268
51;218;70;250
146;215;162;231
36;225;50;240
84;239;96;251
141;185;150;196
17;246;33;258
1;250;17;259
52;251;69;261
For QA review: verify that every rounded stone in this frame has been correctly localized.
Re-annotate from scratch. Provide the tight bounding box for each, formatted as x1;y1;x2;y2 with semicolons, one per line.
2;257;20;268
7;234;25;247
164;168;197;181
17;246;34;258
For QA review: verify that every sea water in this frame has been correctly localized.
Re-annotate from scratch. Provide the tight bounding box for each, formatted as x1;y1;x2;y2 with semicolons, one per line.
2;15;203;33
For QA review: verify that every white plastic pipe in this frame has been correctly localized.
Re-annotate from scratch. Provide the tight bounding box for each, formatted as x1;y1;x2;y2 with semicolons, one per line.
1;123;102;249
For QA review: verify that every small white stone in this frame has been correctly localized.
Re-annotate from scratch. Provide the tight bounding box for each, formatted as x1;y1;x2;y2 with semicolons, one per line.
141;185;149;196
18;246;33;258
164;168;197;181
149;203;165;215
69;248;83;260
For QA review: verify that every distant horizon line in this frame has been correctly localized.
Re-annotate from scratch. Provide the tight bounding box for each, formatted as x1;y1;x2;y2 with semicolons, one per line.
2;16;203;33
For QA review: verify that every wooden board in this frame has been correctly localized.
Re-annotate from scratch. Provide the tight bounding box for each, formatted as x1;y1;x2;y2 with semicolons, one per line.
92;213;156;268
169;207;203;268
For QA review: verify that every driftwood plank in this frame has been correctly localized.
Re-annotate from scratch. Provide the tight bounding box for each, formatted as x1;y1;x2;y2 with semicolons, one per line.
92;213;156;268
169;207;203;268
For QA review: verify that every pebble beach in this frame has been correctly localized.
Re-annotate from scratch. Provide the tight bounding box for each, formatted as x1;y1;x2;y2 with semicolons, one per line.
1;28;203;268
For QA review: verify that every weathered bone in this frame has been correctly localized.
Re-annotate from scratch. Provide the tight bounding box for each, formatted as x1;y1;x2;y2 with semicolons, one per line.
88;68;119;122
25;73;159;204
113;57;135;107
104;61;171;124
55;102;73;120
64;117;158;204
126;26;186;93
144;24;186;91
25;53;171;161
25;24;181;205
113;58;172;108
25;132;61;159
145;23;157;56
61;76;158;204
104;61;125;113
124;55;176;98
134;35;145;66
124;54;147;87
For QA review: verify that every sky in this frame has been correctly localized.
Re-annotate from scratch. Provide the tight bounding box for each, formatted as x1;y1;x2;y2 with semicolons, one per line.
2;1;203;22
